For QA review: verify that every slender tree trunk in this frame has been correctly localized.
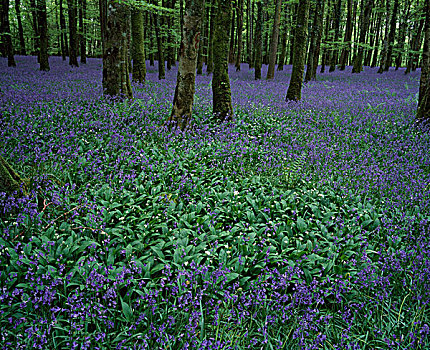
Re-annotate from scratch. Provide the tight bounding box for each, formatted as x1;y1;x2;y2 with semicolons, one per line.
288;4;297;65
383;0;398;71
1;0;16;66
395;4;410;70
305;0;325;81
352;0;373;73
148;12;155;66
235;0;243;71
15;0;26;55
367;14;380;67
29;0;40;58
249;0;255;68
339;0;353;70
277;15;288;71
67;0;79;67
417;0;430;122
228;7;235;63
377;0;390;73
79;0;87;63
197;2;206;74
371;9;382;67
212;0;233;121
266;0;282;79
60;0;68;60
167;0;204;130
320;0;331;73
207;0;215;73
329;0;342;72
246;0;252;68
37;0;49;70
254;0;263;80
286;0;310;102
153;8;165;79
131;10;146;83
102;1;132;98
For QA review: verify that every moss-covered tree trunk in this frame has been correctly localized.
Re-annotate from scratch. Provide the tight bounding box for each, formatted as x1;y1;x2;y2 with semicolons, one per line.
167;0;204;130
286;0;310;102
102;1;132;98
417;0;430;122
212;0;233;121
131;10;146;83
254;0;263;80
37;0;49;71
67;0;79;67
0;156;27;197
352;0;373;73
266;0;282;79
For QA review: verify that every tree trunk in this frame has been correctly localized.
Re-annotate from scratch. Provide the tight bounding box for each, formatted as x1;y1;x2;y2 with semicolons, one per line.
79;0;87;63
288;3;297;65
102;1;132;98
286;0;310;102
371;9;382;67
395;3;410;70
235;0;243;71
15;0;26;55
131;10;146;83
329;0;342;72
246;0;252;68
277;15;288;71
29;0;40;58
352;0;373;73
339;0;353;70
37;0;49;70
196;2;206;74
206;0;215;73
266;0;282;79
67;0;79;67
320;0;331;73
254;0;263;80
0;155;27;197
417;0;430;122
212;0;233;121
228;7;235;63
366;14;380;67
153;9;165;79
377;0;390;73
167;0;204;130
383;0;398;71
305;0;325;81
60;0;68;60
0;0;16;66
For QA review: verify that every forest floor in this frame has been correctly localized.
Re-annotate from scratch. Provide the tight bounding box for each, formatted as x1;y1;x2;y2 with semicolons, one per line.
0;56;429;349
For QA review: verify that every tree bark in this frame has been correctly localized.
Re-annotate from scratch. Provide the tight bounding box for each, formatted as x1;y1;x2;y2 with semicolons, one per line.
167;0;204;130
60;0;68;60
102;1;132;98
67;0;79;67
131;10;146;83
196;2;206;74
286;0;310;102
352;0;373;73
254;0;263;80
206;0;215;73
1;0;16;66
37;0;49;71
377;0;390;73
305;0;325;81
235;0;243;71
383;0;399;71
329;0;343;72
79;0;87;63
266;0;282;79
15;0;26;55
212;0;233;121
339;0;353;70
417;0;430;122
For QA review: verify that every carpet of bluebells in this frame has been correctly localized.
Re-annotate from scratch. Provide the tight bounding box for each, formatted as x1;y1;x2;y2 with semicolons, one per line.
1;55;430;349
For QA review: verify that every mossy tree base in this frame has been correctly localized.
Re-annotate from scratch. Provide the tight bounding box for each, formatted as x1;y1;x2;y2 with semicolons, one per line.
0;155;28;197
